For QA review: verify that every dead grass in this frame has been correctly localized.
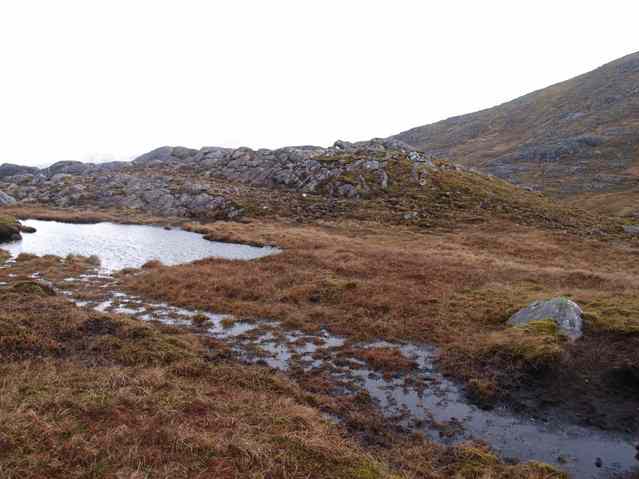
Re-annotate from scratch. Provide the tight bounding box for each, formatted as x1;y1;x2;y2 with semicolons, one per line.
0;285;399;479
350;347;417;373
0;272;565;478
0;205;176;226
120;217;639;428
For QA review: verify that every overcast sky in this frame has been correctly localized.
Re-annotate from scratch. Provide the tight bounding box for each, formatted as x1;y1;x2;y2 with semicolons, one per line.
1;1;637;167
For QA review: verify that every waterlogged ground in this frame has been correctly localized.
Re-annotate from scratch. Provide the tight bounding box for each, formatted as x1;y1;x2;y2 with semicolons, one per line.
1;221;638;479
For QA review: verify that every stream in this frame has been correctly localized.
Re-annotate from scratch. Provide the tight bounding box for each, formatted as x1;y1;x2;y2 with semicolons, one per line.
2;219;638;479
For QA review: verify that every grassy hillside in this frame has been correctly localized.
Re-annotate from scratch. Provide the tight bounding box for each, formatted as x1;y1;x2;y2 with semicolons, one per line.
391;52;639;215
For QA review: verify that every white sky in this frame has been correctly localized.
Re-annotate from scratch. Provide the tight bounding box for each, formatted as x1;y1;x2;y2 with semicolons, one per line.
0;1;637;167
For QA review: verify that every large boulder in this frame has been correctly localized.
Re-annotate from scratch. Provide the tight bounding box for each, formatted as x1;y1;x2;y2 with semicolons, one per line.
507;297;583;340
132;146;198;166
45;161;92;176
0;190;16;206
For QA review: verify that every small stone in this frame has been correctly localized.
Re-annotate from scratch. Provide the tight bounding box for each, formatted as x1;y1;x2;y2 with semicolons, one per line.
595;457;603;468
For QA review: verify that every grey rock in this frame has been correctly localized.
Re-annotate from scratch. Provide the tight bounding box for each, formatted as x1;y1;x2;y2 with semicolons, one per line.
623;225;639;236
50;173;72;184
0;190;16;205
45;161;91;176
0;163;38;178
132;146;174;165
7;174;34;185
507;297;583;340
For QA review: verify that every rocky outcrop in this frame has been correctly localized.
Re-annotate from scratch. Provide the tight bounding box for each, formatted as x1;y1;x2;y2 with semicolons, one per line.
0;163;38;179
126;139;437;199
0;139;444;219
507;298;583;340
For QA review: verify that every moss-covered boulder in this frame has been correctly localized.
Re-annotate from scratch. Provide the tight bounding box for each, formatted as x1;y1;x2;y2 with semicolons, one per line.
0;215;22;243
507;297;583;340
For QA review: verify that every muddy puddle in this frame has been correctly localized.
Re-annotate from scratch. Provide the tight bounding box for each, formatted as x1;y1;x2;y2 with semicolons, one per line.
1;222;638;478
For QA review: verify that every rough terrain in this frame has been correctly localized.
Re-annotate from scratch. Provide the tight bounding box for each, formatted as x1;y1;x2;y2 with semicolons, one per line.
1;80;639;476
391;51;639;216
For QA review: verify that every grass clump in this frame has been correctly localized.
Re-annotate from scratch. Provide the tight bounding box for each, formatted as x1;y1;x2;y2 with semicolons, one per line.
580;295;639;335
474;320;563;372
0;214;18;225
352;347;417;373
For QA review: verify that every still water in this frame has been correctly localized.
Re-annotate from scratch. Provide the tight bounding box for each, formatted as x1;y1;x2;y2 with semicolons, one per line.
2;219;278;272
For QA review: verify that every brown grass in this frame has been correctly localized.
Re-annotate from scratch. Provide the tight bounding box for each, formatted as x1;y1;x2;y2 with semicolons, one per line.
0;205;176;226
0;268;566;478
120;217;639;427
350;347;418;372
0;286;397;478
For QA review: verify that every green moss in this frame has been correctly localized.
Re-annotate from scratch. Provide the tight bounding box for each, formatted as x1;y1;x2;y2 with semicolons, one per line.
581;296;639;334
0;215;18;225
522;318;559;336
478;319;563;369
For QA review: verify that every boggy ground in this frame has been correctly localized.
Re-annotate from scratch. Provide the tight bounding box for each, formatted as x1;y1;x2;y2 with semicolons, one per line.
0;254;566;479
116;216;639;437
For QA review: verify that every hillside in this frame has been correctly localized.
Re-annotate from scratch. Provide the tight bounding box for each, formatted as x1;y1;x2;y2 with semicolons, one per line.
391;52;639;214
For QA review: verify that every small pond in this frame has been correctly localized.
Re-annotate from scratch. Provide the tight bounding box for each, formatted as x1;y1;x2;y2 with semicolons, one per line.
1;219;278;272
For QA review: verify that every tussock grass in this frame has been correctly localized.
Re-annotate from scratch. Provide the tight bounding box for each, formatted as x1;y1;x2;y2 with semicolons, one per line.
0;274;566;478
121;217;639;425
0;286;398;479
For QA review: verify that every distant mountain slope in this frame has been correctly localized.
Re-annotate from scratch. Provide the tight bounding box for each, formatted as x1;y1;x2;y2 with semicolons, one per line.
391;52;639;200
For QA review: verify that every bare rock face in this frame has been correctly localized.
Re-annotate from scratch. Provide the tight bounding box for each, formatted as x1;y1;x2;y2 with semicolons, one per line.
0;138;449;221
507;297;583;340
